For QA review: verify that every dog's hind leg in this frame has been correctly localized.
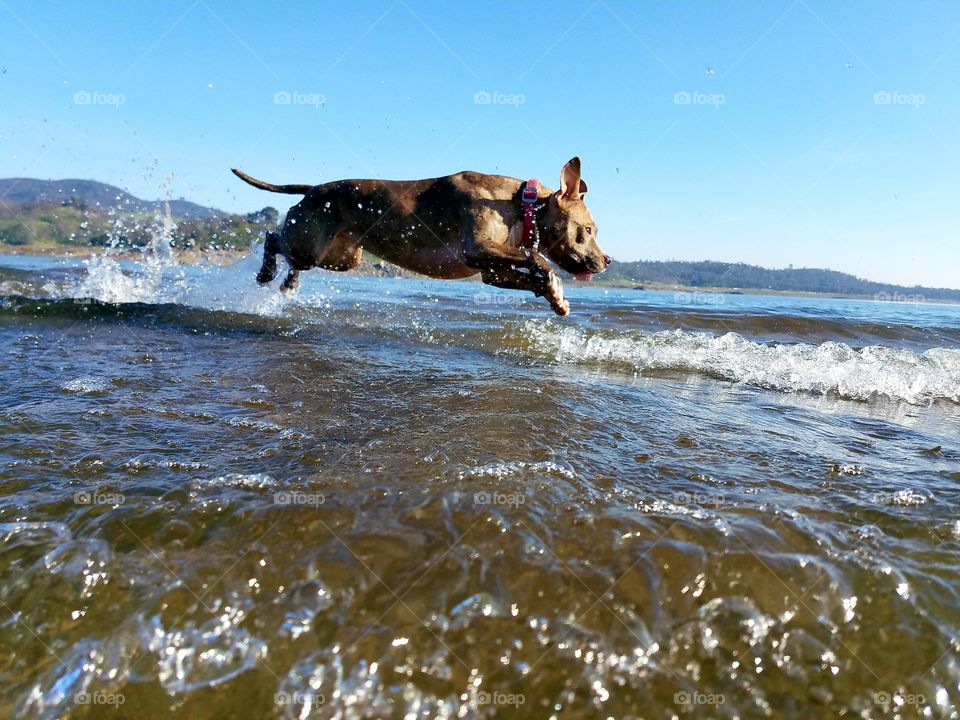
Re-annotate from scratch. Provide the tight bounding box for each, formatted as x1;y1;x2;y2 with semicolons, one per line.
316;231;363;271
280;267;300;293
256;231;281;285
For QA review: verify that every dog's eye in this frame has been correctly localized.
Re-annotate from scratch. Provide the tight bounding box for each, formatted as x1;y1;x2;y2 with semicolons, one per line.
585;227;593;235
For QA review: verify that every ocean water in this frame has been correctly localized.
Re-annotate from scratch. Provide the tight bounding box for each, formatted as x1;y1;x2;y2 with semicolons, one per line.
1;247;959;719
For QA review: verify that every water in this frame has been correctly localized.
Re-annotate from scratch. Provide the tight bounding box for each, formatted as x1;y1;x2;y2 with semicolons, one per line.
1;247;959;719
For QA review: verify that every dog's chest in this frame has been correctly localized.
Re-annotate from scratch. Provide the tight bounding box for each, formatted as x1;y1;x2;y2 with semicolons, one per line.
506;221;524;248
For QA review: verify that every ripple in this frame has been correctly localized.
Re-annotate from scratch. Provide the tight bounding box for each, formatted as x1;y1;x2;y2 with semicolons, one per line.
145;609;267;694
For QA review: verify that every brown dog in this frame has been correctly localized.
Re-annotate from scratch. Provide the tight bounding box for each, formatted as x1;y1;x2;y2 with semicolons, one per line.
231;157;610;315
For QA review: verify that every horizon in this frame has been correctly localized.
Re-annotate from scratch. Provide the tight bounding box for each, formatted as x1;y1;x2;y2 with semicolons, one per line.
1;1;958;287
6;172;960;292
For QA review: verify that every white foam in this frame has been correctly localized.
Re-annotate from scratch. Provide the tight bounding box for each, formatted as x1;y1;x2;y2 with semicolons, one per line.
61;376;112;394
523;322;960;405
458;460;576;480
192;473;277;490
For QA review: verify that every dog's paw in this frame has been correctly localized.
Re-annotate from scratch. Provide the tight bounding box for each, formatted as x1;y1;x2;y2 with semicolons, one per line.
279;270;300;293
550;297;570;316
546;273;569;315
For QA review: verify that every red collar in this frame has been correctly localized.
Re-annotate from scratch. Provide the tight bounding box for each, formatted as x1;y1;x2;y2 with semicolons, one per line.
519;179;540;251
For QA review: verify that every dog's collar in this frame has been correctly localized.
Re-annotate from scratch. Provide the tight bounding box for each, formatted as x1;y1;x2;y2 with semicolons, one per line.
519;179;543;252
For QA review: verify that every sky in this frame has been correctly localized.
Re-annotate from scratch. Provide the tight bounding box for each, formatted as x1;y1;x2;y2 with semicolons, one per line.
1;1;958;288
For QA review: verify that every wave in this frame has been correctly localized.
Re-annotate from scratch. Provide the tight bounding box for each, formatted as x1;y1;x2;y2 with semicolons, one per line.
519;322;960;406
3;246;959;407
0;296;292;344
592;305;960;348
3;298;958;407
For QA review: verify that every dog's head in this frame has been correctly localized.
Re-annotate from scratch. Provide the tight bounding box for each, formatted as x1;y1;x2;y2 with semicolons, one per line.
539;157;611;280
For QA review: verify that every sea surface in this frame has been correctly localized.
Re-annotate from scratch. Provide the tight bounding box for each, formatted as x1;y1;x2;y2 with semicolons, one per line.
1;247;959;719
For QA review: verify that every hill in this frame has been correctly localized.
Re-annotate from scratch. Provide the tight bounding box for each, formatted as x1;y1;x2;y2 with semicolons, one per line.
0;178;277;252
0;178;225;220
603;259;960;302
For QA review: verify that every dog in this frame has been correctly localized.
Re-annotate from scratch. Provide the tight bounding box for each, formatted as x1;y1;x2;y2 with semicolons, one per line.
231;157;610;315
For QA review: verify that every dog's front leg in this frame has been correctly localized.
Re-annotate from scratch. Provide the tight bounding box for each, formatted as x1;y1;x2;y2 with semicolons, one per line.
463;217;569;315
479;262;569;316
469;245;568;315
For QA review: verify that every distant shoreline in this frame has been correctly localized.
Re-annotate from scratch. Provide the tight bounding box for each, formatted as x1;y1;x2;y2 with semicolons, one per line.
1;245;956;305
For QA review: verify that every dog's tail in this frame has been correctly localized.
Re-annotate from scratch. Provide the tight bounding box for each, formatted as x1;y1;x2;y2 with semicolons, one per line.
231;168;313;195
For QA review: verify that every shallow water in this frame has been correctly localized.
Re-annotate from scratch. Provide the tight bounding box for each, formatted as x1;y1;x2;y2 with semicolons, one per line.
1;249;959;719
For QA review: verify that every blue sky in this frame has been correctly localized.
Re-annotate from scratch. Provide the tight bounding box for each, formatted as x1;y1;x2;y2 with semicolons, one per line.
1;1;958;287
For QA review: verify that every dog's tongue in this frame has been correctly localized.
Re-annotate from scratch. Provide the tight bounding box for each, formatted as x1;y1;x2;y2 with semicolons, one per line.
573;272;594;281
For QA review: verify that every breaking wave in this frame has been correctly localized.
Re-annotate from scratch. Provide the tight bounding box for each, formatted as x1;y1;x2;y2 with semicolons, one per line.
520;322;960;406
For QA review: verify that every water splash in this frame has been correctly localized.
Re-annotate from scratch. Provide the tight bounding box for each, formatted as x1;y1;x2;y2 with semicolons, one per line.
74;194;181;304
64;199;289;316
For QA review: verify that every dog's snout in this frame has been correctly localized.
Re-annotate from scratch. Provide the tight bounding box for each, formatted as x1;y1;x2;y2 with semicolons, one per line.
585;254;611;274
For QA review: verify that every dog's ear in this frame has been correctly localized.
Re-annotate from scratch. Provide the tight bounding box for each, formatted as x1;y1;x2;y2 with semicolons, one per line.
559;156;588;201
